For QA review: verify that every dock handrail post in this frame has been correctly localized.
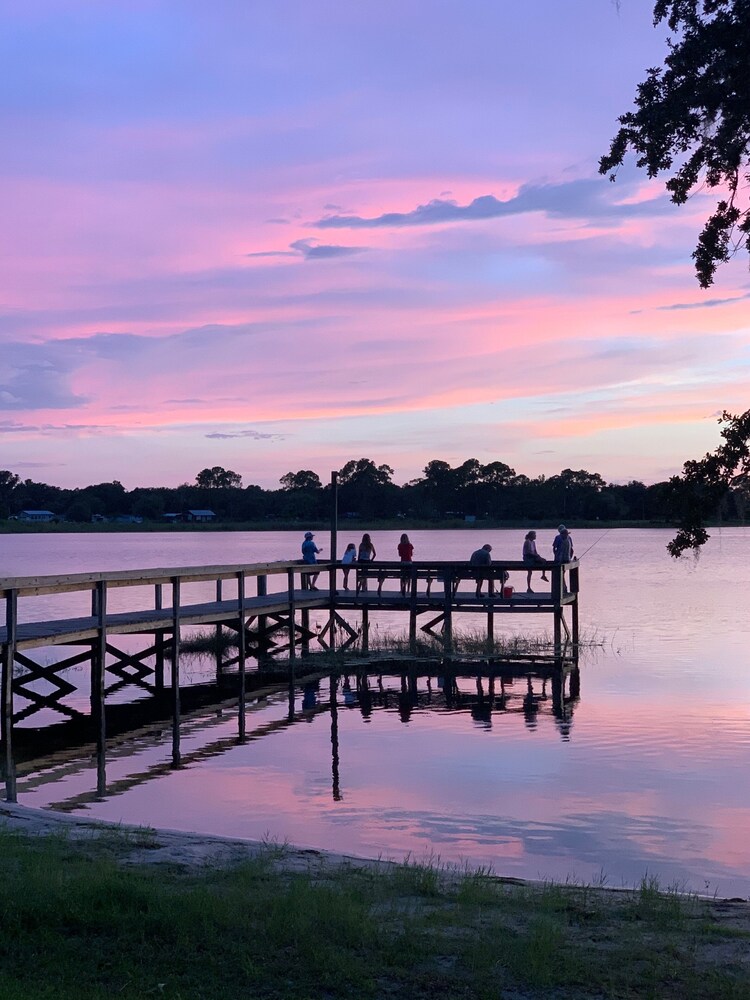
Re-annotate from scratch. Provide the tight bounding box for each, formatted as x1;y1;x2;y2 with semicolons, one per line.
2;588;18;802
443;569;453;653
170;575;181;767
237;571;246;741
92;580;107;796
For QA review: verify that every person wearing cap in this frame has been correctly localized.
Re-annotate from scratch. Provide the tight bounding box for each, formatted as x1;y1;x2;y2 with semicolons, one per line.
301;531;322;589
552;525;574;594
552;525;574;563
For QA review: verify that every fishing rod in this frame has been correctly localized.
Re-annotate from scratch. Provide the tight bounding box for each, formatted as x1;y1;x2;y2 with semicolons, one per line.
577;527;612;559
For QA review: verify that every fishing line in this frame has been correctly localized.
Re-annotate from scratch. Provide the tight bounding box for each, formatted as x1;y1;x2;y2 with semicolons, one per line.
578;527;612;559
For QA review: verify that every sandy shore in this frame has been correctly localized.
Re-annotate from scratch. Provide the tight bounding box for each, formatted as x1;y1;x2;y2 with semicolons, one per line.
0;801;401;877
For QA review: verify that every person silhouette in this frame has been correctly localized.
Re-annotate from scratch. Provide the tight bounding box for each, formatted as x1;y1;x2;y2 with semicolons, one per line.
522;530;549;593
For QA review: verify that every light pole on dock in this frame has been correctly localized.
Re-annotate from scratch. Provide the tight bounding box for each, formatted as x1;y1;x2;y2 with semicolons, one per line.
329;470;338;562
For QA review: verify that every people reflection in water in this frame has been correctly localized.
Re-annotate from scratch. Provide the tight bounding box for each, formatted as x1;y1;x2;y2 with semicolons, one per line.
357;674;373;719
523;677;541;730
342;676;357;707
398;672;418;723
302;681;318;712
471;677;492;728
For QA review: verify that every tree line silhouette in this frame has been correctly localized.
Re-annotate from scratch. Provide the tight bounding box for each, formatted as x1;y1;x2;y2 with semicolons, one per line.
0;454;746;528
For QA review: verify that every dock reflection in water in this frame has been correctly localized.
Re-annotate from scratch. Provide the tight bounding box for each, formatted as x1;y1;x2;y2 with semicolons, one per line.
10;661;581;812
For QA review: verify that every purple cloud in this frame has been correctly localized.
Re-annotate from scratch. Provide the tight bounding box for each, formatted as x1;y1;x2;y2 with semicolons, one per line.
313;179;667;229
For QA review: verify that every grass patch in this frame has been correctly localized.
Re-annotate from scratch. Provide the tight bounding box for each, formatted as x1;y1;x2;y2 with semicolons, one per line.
0;826;748;999
181;623;603;662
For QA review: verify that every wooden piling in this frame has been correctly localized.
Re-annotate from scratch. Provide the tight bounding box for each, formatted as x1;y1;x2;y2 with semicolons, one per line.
215;578;224;683
92;580;107;796
154;584;164;693
237;571;246;741
2;589;17;802
443;569;453;653
171;576;181;767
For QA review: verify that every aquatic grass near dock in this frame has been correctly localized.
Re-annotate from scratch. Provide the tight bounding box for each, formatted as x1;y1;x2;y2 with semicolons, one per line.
0;824;748;999
181;623;604;661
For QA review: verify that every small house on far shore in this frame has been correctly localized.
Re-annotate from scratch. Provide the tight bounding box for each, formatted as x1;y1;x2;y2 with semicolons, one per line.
185;510;216;523
15;510;57;523
161;510;217;524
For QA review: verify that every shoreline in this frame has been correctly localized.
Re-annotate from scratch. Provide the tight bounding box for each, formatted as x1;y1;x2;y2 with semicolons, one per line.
3;801;749;997
2;519;746;535
1;800;746;904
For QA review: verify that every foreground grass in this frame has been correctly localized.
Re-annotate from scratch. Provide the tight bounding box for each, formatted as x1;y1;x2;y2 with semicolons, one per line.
0;828;748;999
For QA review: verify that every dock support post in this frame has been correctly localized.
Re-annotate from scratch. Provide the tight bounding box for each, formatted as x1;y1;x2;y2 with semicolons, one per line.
409;566;417;654
171;576;181;767
301;609;310;655
551;565;563;655
92;580;107;797
154;584;164;694
361;606;369;654
215;578;224;683
570;562;580;646
287;568;297;676
237;571;246;741
443;570;453;653
2;589;18;802
257;574;267;657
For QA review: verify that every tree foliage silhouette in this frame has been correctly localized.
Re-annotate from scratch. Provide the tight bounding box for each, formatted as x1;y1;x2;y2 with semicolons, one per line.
600;1;750;286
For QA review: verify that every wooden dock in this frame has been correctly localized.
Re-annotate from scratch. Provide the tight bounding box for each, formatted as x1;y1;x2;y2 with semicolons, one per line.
0;557;579;799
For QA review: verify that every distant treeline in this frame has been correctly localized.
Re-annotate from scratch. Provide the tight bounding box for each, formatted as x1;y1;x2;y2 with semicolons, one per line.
0;458;745;526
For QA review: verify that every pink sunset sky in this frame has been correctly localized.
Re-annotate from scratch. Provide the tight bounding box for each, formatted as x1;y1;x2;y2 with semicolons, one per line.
1;0;748;489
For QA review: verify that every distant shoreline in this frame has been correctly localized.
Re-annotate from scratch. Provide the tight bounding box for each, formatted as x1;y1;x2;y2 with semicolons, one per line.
1;518;744;534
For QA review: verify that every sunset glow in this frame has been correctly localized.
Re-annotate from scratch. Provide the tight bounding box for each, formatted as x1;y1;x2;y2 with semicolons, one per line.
2;1;748;488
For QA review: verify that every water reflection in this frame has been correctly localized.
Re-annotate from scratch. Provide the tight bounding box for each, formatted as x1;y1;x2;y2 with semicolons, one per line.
333;667;579;741
9;663;580;813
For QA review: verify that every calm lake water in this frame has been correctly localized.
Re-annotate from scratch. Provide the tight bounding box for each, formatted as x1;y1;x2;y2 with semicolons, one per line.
4;528;750;896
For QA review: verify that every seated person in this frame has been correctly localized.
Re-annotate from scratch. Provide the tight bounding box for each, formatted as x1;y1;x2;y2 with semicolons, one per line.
469;543;493;598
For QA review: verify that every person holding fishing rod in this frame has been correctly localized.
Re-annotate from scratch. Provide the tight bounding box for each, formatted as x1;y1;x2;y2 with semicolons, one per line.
553;525;574;593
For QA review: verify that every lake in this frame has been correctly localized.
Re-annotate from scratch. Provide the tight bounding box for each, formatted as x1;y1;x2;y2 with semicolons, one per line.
3;527;750;897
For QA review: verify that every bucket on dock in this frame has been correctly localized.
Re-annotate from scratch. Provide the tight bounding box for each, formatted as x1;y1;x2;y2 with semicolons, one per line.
503;585;514;598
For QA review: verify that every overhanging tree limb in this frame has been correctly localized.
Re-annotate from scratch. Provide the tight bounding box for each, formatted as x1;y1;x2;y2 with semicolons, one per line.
600;1;750;286
666;408;750;556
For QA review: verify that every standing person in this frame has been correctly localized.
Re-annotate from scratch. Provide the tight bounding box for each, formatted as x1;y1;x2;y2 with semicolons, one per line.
340;542;356;590
552;525;574;563
552;525;574;593
301;530;322;590
397;532;414;597
469;543;493;598
522;530;549;593
357;533;376;592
